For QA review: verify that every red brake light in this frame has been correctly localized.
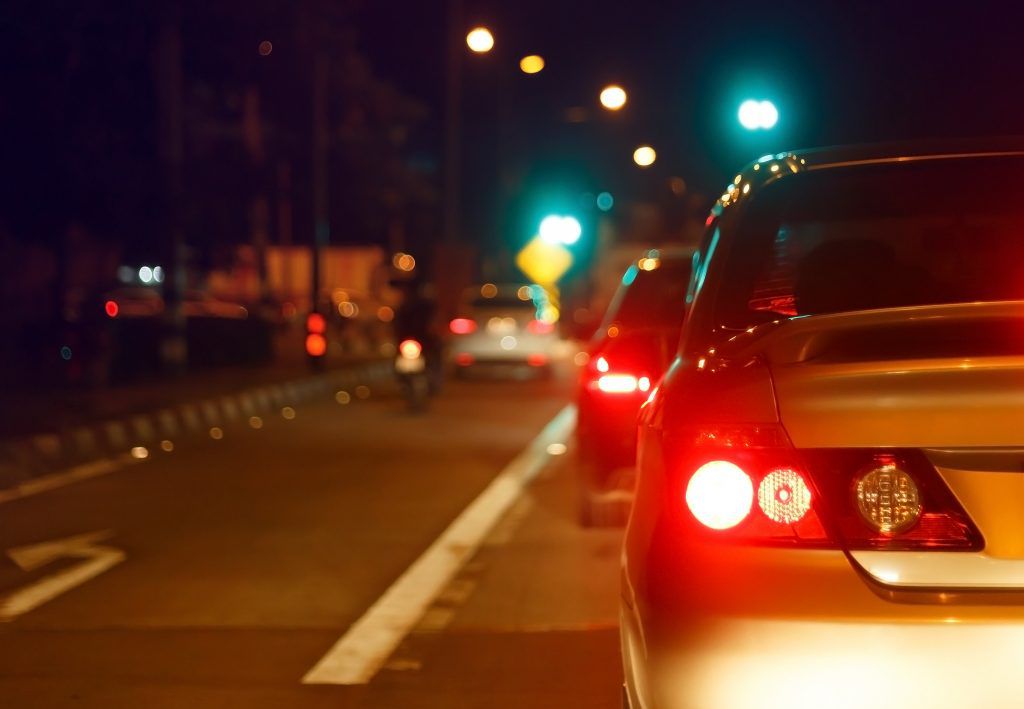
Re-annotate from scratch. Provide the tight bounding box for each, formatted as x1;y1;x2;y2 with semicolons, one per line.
450;318;477;335
104;300;119;318
399;339;422;359
686;460;754;530
597;374;639;393
677;423;828;544
527;353;548;367
527;319;554;335
593;371;651;394
675;424;981;550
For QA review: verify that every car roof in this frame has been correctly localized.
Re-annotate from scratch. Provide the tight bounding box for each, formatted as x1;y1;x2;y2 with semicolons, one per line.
712;138;1024;217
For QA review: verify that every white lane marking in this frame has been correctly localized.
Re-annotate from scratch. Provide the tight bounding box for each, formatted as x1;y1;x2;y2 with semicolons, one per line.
0;454;138;506
302;404;576;685
0;530;126;620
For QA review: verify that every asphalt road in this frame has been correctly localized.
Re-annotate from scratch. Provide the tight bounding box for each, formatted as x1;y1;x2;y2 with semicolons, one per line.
0;364;623;708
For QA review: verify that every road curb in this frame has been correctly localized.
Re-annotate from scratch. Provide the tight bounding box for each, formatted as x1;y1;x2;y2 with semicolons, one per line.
0;361;393;490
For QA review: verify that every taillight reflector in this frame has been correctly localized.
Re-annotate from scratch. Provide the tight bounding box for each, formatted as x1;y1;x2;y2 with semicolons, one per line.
757;468;812;524
450;318;477;335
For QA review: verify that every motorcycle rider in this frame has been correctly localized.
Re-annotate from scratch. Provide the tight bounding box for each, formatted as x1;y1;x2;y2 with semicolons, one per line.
391;276;444;393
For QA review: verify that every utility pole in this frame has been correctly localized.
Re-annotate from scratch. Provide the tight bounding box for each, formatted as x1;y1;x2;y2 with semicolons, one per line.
443;0;463;246
242;86;270;305
156;6;187;375
310;44;330;369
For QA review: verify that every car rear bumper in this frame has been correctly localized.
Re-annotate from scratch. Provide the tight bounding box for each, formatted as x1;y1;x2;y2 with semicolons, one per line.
622;607;1024;709
621;545;1024;709
450;333;556;363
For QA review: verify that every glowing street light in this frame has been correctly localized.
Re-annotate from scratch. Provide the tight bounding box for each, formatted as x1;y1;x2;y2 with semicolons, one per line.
519;55;545;74
738;99;778;130
466;27;495;53
633;145;656;167
539;215;582;245
599;85;627;111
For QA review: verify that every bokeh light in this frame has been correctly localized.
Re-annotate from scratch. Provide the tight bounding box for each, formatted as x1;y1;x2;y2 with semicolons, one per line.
393;252;416;271
738;99;779;130
466;27;494;53
596;191;614;211
599;85;627;110
519;55;544;74
633;145;656;167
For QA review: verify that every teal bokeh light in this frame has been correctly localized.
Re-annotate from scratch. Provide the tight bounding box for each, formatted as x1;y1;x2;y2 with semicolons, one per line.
539;215;582;245
738;99;778;130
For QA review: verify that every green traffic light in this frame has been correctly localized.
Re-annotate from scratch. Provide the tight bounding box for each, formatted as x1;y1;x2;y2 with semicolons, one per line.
539;215;582;245
738;99;778;130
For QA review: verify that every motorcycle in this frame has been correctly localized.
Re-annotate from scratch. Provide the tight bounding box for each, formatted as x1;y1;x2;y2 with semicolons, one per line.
395;338;431;412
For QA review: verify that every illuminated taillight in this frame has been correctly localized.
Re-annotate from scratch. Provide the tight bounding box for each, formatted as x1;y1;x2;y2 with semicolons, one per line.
597;374;639;393
399;339;422;359
449;318;477;335
686;460;754;530
594;373;651;394
677;423;829;544
104;300;119;318
675;424;980;550
527;353;548;367
455;352;474;366
527;319;554;335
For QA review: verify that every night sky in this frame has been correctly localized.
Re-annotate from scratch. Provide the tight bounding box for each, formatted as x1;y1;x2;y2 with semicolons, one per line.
5;1;1024;258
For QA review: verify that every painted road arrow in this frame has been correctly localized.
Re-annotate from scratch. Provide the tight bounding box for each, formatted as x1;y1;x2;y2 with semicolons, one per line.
1;530;124;621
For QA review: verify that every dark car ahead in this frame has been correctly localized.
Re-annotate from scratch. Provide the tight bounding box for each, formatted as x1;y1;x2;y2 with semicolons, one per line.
622;144;1024;709
576;248;693;525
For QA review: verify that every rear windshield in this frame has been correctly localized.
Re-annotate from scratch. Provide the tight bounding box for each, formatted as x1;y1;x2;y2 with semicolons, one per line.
718;156;1024;330
607;258;693;330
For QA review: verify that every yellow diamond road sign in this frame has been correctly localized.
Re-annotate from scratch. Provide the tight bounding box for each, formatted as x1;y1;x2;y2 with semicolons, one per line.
515;236;573;285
